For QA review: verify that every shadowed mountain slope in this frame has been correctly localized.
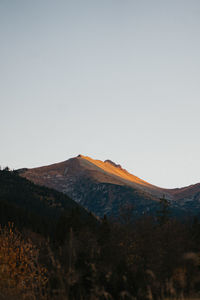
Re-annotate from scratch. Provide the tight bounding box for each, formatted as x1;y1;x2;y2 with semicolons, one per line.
0;168;96;235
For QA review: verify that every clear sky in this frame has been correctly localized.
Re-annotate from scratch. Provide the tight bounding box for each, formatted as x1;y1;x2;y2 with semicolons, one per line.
0;0;200;188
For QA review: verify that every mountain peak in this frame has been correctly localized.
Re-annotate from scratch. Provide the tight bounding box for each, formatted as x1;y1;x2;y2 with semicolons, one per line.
74;154;154;189
77;155;122;169
104;159;122;169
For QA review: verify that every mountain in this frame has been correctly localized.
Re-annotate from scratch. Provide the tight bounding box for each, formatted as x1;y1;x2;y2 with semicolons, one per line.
19;155;200;217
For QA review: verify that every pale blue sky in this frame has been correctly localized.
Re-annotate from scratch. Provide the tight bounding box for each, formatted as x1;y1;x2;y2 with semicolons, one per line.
0;0;200;188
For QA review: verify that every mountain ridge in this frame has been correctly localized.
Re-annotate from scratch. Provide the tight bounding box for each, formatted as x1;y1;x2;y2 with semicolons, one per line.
19;154;200;217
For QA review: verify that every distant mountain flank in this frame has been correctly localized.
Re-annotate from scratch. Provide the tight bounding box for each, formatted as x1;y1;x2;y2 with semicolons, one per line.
19;155;200;217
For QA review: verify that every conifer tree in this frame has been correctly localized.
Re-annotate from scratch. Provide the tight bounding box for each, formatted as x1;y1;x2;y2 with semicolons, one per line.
157;194;170;225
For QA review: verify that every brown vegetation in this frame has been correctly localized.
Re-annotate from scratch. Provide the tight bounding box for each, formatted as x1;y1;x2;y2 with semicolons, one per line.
0;223;47;299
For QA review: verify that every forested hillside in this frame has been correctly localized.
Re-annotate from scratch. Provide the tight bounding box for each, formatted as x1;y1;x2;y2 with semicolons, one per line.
1;169;200;299
0;168;95;237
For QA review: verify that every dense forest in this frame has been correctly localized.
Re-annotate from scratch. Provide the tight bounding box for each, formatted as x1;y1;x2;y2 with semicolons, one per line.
1;169;200;299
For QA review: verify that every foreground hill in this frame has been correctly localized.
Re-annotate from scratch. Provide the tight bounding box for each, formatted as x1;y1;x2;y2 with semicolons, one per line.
0;168;95;236
20;155;200;217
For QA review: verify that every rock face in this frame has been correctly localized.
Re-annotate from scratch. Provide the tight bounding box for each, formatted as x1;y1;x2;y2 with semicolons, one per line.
20;155;200;217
